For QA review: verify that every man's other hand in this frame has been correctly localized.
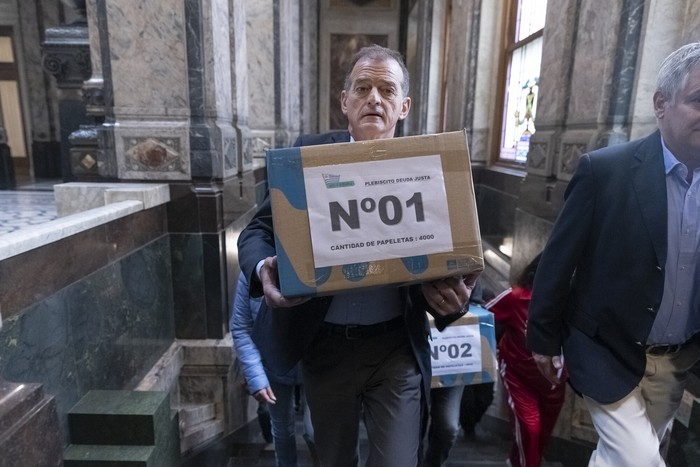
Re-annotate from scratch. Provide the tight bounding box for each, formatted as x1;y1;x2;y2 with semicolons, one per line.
260;256;311;308
422;273;477;316
533;352;564;387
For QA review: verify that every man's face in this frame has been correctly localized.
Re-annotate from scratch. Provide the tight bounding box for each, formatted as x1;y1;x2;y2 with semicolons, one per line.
341;57;411;141
654;65;700;163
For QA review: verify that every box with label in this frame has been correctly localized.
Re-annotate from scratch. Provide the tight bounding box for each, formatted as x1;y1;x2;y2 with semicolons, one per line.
267;130;483;297
429;304;497;388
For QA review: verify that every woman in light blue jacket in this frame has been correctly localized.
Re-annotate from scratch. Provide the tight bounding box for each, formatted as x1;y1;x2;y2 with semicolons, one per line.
230;271;316;467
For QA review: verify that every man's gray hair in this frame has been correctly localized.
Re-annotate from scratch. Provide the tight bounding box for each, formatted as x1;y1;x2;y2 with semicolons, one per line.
656;42;700;103
343;44;410;96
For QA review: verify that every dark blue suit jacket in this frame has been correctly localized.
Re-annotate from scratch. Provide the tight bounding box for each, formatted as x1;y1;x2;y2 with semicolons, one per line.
236;131;460;404
527;131;669;404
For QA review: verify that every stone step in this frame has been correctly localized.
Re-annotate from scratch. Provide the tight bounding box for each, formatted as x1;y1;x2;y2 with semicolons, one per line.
63;444;155;466
67;390;170;446
176;402;215;427
180;418;225;453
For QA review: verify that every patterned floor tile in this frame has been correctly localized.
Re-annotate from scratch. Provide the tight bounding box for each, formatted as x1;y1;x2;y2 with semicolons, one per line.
0;191;58;235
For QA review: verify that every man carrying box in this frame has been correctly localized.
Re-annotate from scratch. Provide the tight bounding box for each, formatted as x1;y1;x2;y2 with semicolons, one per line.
238;44;477;467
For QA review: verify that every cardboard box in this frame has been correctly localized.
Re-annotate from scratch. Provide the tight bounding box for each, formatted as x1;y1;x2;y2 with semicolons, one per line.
429;304;498;388
267;130;483;297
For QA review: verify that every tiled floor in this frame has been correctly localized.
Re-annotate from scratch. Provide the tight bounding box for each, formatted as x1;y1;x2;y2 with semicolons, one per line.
0;179;61;235
0;191;58;234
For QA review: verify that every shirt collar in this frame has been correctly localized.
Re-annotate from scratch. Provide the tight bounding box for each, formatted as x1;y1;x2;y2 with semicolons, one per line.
660;135;686;177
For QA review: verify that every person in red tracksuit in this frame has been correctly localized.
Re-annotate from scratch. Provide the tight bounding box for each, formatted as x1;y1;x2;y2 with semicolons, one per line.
486;253;567;467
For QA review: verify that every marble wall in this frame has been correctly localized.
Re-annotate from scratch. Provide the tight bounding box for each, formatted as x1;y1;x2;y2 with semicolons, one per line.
245;0;275;165
105;0;191;180
88;0;258;180
246;0;275;133
441;0;476;134
0;231;175;444
107;2;189;118
425;0;446;136
299;0;320;136
170;231;228;339
275;0;305;147
470;1;503;163
244;0;320;164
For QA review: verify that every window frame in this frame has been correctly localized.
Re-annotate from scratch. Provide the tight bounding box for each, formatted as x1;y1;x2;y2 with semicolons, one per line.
490;0;545;168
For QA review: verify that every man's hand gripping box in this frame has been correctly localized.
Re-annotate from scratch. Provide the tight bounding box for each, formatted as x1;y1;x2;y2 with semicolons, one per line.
429;304;497;388
266;130;483;297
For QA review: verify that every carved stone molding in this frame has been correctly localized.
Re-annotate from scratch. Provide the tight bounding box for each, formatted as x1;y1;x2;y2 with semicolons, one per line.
251;135;272;159
223;137;237;172
555;130;594;182
527;142;548;171
124;137;186;174
114;123;191;180
559;143;587;179
42;26;91;86
526;130;558;177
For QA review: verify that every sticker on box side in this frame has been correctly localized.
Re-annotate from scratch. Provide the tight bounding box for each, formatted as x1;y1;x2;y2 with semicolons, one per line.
429;323;482;376
429;305;498;388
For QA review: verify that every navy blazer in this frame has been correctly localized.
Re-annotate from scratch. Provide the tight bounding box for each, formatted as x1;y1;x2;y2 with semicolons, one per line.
236;130;457;403
527;131;668;404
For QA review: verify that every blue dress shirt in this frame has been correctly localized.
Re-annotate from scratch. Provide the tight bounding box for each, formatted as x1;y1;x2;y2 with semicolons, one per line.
647;138;700;345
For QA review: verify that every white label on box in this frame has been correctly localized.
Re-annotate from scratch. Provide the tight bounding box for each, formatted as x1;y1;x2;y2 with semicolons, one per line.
303;155;453;268
429;323;482;376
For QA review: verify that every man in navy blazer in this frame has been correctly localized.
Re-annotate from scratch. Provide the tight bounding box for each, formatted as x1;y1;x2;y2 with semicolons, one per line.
238;45;476;466
527;42;700;466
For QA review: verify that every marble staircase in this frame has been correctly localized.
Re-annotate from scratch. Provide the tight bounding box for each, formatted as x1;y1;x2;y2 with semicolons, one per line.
63;390;180;467
135;337;246;455
177;402;225;453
